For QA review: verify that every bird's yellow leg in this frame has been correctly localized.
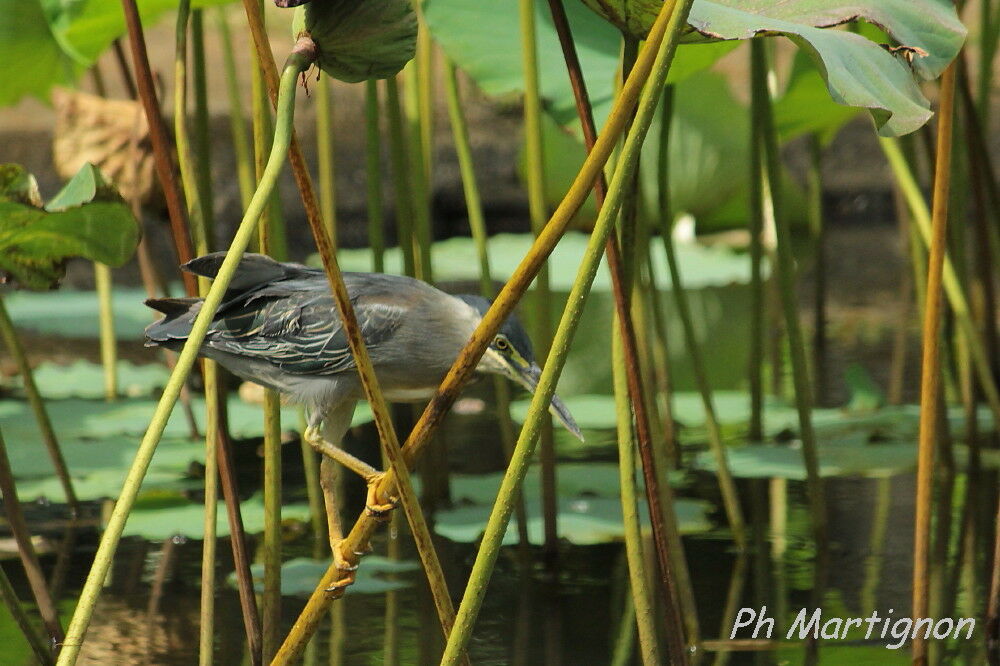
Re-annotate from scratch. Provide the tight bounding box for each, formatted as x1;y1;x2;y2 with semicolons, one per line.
304;425;399;523
318;456;359;594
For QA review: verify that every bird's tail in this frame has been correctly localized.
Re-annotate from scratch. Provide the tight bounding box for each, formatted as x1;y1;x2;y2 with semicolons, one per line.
144;297;202;348
144;252;312;349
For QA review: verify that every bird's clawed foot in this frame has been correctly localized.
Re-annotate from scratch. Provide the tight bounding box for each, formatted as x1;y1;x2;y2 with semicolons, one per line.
325;540;365;598
363;472;398;521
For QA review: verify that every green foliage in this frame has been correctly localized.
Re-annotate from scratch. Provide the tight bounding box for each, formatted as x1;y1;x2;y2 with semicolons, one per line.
1;359;169;399
424;0;734;134
0;163;140;289
1;0;230;106
681;0;965;136
124;491;311;539
293;0;417;82
432;463;713;545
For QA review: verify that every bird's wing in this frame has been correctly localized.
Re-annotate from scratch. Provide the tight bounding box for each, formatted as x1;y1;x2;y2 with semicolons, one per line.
206;287;408;376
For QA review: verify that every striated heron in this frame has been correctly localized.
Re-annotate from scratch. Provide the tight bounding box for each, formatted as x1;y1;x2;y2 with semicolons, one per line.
144;252;581;565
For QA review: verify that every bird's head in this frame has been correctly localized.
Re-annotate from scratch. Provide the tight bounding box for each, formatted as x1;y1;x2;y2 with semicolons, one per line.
457;295;582;441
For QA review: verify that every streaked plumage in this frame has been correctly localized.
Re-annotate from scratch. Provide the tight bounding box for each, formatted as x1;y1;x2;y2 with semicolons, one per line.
145;252;581;439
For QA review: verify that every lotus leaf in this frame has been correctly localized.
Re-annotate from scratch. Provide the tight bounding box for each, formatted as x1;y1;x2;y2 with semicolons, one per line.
0;163;140;289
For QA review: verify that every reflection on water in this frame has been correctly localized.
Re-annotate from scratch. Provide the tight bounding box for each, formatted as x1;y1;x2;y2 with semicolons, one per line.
3;442;992;664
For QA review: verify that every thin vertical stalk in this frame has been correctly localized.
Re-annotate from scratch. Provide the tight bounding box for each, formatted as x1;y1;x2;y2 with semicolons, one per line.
438;4;694;660
0;564;54;666
519;0;558;564
403;55;432;280
199;362;220;666
752;37;828;618
385;77;416;277
174;0;206;244
913;61;956;666
660;226;746;548
444;60;531;552
0;298;78;512
315;77;338;248
261;389;282;661
364;80;385;272
657;93;746;551
94;263;117;400
253;16;285;658
56;51;314;666
119;0;197;296
747;55;765;442
215;7;255;208
612;328;662;665
545;3;695;639
806;133;826;404
277;3;689;654
191;9;214;238
878;138;1000;422
0;426;64;645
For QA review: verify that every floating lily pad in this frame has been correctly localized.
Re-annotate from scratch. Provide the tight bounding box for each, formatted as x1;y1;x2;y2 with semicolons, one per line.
122;492;311;540
512;392;995;444
2;285;156;340
435;495;712;546
430;462;710;545
2;360;170;399
325;232;756;292
693;437;919;480
231;556;421;596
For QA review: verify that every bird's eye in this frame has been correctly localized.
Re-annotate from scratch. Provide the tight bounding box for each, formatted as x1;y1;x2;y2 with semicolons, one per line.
494;335;510;351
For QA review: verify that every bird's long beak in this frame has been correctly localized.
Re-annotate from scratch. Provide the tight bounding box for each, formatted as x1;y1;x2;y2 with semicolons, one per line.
510;361;584;441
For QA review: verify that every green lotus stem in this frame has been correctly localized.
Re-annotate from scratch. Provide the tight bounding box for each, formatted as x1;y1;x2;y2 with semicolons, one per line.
0;563;53;666
385;77;416;277
612;326;662;665
261;389;282;661
403;59;432;280
254;21;285;660
712;555;750;666
767;477;787;635
249;3;287;261
879;136;1000;423
174;0;207;249
609;583;637;666
444;58;531;552
215;7;254;208
0;426;64;645
192;9;215;240
519;0;558;564
364;80;385;272
199;361;220;666
439;2;693;658
56;51;312;666
912;61;957;665
660;217;746;550
416;13;435;176
0;297;79;511
806;133;826;402
752;39;828;609
315;76;338;248
747;47;766;442
657;88;746;552
93;263;118;401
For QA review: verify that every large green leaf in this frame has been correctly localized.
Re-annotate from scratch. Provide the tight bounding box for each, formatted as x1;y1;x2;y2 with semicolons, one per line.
682;0;965;136
0;163;140;289
424;0;735;135
293;0;417;82
576;0;963;136
0;0;79;106
232;556;422;596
